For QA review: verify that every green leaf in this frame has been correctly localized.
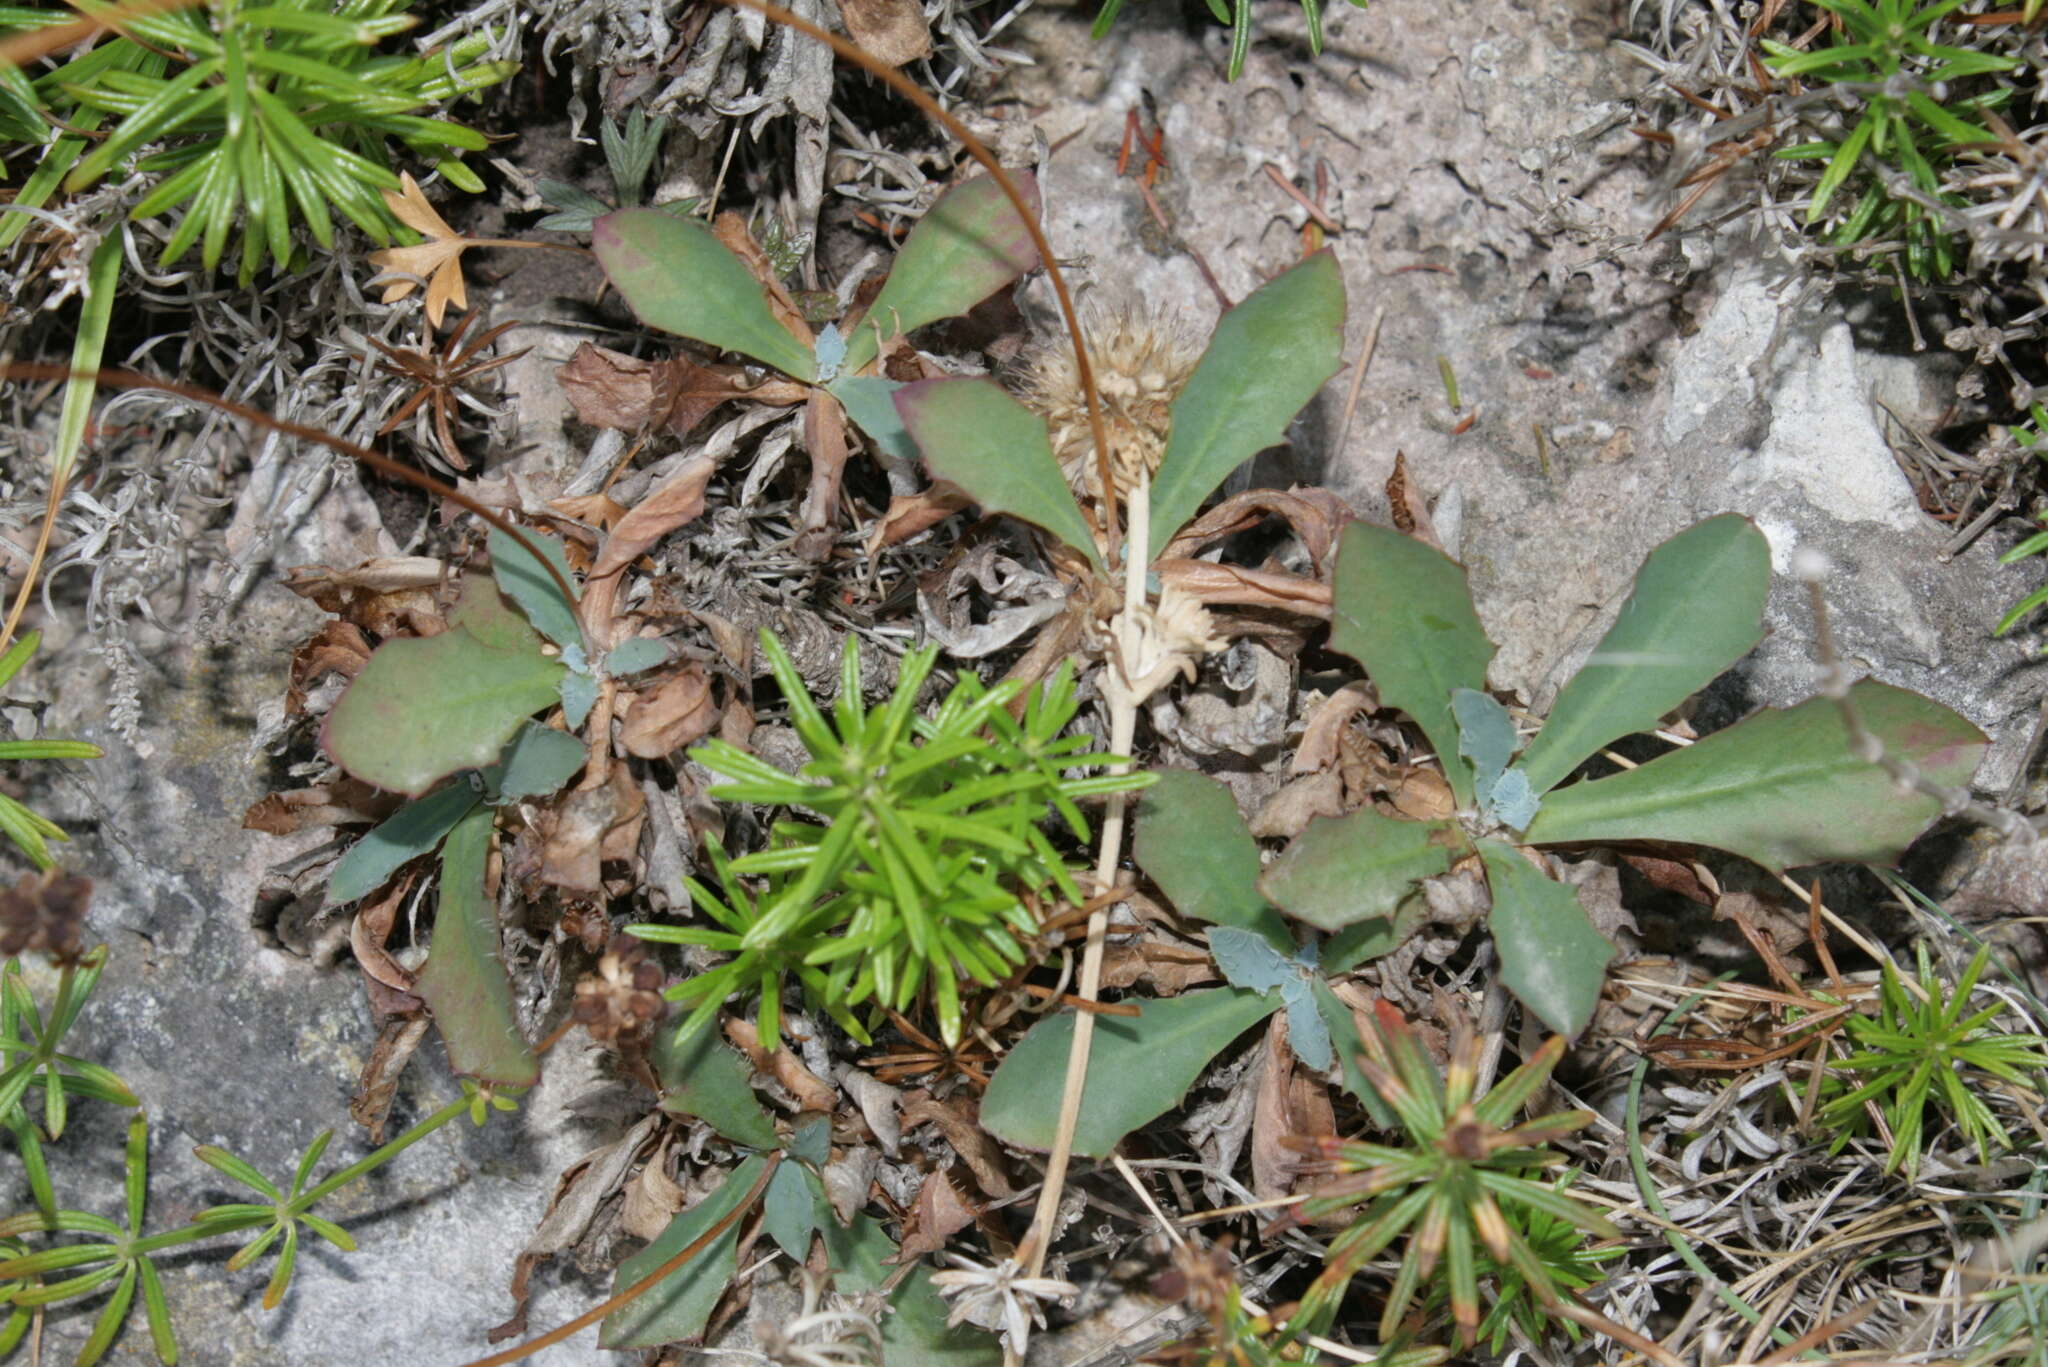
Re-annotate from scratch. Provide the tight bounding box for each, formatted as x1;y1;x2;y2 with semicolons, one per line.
1132;768;1292;950
1149;250;1345;556
323;578;567;795
821;1214;1004;1367
1452;686;1540;828
893;377;1102;571
1258;807;1459;933
604;638;670;676
1809;109;1878;222
760;1160;827;1262
413;804;538;1086
651;1024;777;1150
1330;522;1495;807
1523;679;1986;869
484;721;586;802
325;782;479;907
487;525;580;648
840;173;1042;374
829;374;920;468
560;669;598;730
980;988;1278;1156
1477;838;1614;1038
1513;515;1770;796
1208;927;1332;1071
601;1155;766;1349
592;209;817;382
1309;976;1395;1125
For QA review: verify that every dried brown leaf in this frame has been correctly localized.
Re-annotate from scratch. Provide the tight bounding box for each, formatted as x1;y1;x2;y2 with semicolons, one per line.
1162;486;1353;570
540;767;647;895
618;1143;691;1242
1293;681;1379;774
617;664;719;759
1155;558;1331;617
350;1014;430;1144
725;1017;839;1113
901;1093;1015;1198
893;1171;977;1263
243;780;395;836
1250;1011;1335;1202
581;456;718;647
867;483;973;554
795;389;849;562
1249;770;1346;840
840;0;931;65
1385;452;1441;550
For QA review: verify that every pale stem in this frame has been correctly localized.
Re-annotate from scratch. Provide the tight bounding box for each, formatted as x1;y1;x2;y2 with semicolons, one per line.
1020;477;1152;1284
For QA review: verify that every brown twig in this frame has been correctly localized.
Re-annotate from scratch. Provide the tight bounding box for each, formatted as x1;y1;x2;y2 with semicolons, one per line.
454;1154;781;1367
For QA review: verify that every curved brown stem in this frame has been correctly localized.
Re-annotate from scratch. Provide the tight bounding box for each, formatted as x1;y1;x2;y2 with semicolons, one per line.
453;1154;782;1367
0;363;584;624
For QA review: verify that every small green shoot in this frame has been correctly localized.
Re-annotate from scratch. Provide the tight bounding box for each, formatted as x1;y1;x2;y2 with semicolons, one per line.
630;630;1151;1050
534;108;696;234
0;631;103;870
1818;942;2048;1180
1762;0;2016;278
1281;1002;1616;1350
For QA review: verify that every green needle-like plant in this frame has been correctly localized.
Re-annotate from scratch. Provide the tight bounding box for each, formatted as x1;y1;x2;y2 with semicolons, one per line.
1818;942;2048;1180
0;632;102;871
0;0;516;281
630;629;1150;1050
1763;0;2017;279
533;107;695;235
1280;1004;1616;1350
1415;1170;1623;1353
1086;0;1367;81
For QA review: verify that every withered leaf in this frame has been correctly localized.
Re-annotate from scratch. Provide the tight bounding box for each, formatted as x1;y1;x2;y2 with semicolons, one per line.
893;1170;976;1263
725;1017;839;1113
1155;559;1332;617
558;341;748;440
1385;451;1441;550
581;456;717;645
539;766;646;894
618;664;720;759
243;780;396;835
350;1014;431;1144
900;1093;1014;1198
1250;1012;1335;1202
840;0;931;66
795;389;848;562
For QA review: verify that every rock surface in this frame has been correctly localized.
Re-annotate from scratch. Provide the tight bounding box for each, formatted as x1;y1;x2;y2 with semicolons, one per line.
6;0;2038;1364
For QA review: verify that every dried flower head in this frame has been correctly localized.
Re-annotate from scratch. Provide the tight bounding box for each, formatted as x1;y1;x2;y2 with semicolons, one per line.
1016;300;1201;506
0;871;92;962
571;934;668;1046
930;1253;1077;1357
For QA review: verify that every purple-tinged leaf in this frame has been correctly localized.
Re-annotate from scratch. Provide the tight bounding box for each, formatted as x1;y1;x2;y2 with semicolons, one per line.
894;377;1101;570
1478;838;1614;1038
322;579;566;796
1524;679;1987;869
593;209;816;381
841;173;1041;374
414;803;537;1086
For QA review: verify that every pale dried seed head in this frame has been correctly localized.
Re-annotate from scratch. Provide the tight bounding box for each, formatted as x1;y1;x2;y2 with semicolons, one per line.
1014;299;1202;506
